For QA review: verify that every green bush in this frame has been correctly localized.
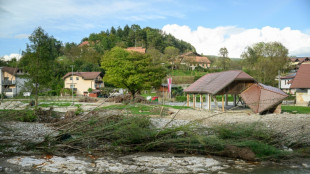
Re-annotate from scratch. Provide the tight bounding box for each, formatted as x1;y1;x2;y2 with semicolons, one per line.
18;110;37;122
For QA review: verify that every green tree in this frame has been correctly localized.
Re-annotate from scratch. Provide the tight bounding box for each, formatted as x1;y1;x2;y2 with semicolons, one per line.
241;42;289;86
20;27;61;105
102;47;167;99
216;47;231;70
164;46;179;70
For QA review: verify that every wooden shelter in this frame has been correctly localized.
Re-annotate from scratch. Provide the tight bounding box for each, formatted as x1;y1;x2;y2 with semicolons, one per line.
240;83;288;114
184;70;255;111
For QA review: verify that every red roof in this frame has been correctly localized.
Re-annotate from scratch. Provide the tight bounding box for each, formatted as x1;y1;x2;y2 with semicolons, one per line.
79;41;89;47
241;83;288;113
184;70;255;94
126;47;146;53
182;52;211;64
290;63;310;88
63;72;102;80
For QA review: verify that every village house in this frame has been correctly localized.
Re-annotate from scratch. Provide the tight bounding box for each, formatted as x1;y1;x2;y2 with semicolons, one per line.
290;57;310;71
63;72;104;96
180;52;211;70
0;67;27;97
290;62;310;106
126;47;146;53
280;73;296;94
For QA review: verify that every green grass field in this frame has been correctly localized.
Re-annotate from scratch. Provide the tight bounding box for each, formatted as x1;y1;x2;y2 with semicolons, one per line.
281;105;310;114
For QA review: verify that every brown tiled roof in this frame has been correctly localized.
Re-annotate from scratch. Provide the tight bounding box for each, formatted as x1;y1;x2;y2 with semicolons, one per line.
79;41;89;47
241;83;288;113
194;56;211;64
126;47;146;53
290;57;310;64
184;70;255;94
63;72;102;80
181;52;211;64
2;66;18;75
290;63;310;88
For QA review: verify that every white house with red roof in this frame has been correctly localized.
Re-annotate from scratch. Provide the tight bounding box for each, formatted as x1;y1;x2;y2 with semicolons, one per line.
290;62;310;105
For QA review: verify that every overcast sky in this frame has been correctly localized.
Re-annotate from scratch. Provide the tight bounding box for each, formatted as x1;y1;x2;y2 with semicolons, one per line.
1;0;310;59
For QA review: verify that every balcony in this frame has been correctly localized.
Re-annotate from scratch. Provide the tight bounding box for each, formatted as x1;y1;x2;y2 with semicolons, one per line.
4;88;13;92
2;80;16;85
95;79;103;83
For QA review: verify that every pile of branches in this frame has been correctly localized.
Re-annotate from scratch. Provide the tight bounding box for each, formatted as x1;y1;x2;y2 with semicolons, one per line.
106;94;150;104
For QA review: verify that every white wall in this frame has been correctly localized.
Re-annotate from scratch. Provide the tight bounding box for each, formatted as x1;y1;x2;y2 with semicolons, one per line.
280;79;291;89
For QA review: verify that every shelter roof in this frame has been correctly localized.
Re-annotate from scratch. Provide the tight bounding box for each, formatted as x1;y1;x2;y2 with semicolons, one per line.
241;83;288;113
184;70;255;94
63;72;103;80
290;63;310;88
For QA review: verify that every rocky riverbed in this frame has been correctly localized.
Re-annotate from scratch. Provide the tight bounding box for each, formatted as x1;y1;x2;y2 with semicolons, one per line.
1;153;310;174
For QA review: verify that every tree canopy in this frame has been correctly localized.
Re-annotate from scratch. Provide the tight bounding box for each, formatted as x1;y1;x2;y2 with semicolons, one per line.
241;42;289;86
102;47;167;99
20;27;62;104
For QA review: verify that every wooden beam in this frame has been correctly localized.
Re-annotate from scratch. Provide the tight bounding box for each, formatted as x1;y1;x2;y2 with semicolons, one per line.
225;94;228;106
187;94;189;107
222;95;225;112
208;94;211;110
193;94;195;108
200;94;203;109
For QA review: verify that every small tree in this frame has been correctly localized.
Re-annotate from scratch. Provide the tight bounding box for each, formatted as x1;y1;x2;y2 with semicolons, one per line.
216;47;231;70
102;47;167;99
20;27;61;106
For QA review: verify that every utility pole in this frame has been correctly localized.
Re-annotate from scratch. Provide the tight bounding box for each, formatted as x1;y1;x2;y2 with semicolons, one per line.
71;65;74;105
278;70;281;89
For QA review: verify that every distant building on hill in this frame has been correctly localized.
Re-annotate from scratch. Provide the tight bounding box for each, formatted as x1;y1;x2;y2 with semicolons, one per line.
179;52;211;70
126;47;146;54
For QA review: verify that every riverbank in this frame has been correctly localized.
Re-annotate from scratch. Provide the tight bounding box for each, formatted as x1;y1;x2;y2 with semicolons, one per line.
1;101;310;173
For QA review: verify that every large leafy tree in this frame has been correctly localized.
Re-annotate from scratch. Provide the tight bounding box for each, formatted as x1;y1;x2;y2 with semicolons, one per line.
20;27;61;105
102;47;167;99
241;42;289;86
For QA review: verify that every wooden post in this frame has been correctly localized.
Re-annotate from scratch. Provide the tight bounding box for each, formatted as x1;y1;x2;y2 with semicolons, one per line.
193;94;195;108
200;94;203;109
208;94;211;110
225;94;228;106
212;95;218;110
222;95;225;112
187;94;189;107
233;94;237;106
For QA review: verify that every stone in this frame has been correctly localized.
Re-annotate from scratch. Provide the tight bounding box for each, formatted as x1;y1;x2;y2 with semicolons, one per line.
302;163;310;168
223;145;256;161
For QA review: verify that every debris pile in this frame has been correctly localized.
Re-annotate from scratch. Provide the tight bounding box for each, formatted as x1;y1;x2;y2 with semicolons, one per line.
106;94;150;103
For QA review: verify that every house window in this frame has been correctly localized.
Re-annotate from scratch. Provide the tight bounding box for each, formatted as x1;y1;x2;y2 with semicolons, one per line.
76;77;79;80
70;85;75;89
70;77;73;80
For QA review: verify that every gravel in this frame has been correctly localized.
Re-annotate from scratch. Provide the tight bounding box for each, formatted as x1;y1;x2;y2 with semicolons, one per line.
158;108;310;144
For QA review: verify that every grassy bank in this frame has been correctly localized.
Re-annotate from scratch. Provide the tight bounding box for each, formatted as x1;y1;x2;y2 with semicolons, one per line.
281;106;310;114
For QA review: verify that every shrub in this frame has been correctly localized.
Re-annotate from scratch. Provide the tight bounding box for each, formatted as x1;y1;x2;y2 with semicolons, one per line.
18;110;37;122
